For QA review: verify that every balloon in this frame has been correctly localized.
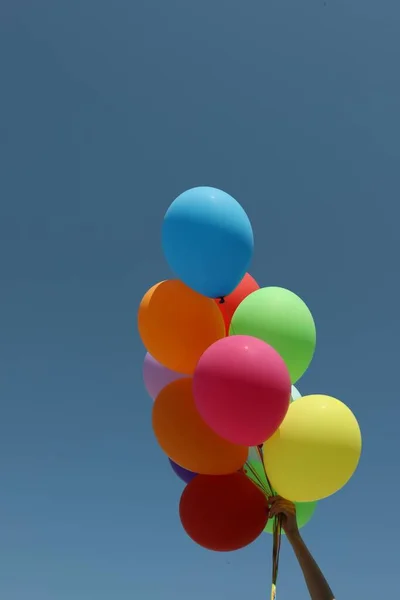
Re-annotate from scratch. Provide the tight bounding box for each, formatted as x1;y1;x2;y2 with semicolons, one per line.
263;395;362;502
230;287;316;383
169;459;197;484
138;280;225;375
142;353;187;400
215;273;259;334
162;187;254;298
247;385;301;461
247;447;262;463
243;461;317;534
291;385;301;401
193;335;291;446
179;472;268;551
152;378;248;475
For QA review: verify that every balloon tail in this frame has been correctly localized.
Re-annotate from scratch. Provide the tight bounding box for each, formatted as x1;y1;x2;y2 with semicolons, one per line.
218;296;225;304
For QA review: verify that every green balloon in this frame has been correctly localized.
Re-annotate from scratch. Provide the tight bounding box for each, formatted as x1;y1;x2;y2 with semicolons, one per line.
229;287;316;383
243;461;317;535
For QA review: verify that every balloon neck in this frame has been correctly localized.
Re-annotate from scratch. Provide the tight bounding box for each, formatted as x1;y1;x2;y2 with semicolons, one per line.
218;296;225;304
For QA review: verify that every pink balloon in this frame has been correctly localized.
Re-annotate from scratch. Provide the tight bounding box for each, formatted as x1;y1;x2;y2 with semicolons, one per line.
142;353;187;400
193;335;291;446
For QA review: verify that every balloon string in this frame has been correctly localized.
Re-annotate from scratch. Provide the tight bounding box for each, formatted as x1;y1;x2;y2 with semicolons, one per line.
256;445;282;594
244;461;269;494
256;445;273;495
272;514;282;586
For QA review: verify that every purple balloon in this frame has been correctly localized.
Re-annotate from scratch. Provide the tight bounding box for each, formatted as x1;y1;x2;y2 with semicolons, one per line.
142;353;187;400
169;459;197;484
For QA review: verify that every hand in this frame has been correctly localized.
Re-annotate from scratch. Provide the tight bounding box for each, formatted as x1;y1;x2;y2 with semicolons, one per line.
268;496;299;537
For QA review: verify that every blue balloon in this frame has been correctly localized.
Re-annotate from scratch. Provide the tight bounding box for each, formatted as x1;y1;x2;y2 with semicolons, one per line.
162;187;254;298
291;385;301;402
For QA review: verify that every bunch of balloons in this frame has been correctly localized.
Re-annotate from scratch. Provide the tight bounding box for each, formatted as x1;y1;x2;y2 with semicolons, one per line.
138;186;362;554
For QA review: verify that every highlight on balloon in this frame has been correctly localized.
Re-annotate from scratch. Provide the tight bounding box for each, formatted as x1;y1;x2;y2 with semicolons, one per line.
137;185;362;589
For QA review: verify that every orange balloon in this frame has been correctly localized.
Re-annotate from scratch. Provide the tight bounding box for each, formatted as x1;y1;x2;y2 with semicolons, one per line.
152;378;248;475
215;273;259;334
138;280;225;374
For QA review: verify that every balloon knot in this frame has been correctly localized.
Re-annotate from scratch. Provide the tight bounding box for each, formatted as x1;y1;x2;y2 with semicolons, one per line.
218;296;225;304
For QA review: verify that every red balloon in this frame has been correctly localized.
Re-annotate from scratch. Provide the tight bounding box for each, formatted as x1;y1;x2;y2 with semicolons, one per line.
179;472;269;551
215;273;259;334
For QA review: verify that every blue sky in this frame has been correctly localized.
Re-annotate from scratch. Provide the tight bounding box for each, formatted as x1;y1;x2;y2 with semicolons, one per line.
0;1;398;598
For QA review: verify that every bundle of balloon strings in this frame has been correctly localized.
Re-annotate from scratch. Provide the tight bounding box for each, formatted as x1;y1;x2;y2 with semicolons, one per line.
245;446;282;600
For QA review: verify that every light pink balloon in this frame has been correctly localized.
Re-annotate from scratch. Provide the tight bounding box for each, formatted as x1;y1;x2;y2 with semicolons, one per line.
193;335;291;446
142;353;187;400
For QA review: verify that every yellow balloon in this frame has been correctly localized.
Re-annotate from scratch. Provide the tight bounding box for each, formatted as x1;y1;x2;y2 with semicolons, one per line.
263;395;362;502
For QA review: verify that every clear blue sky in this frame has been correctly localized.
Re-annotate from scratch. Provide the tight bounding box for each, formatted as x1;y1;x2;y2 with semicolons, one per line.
0;1;398;599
